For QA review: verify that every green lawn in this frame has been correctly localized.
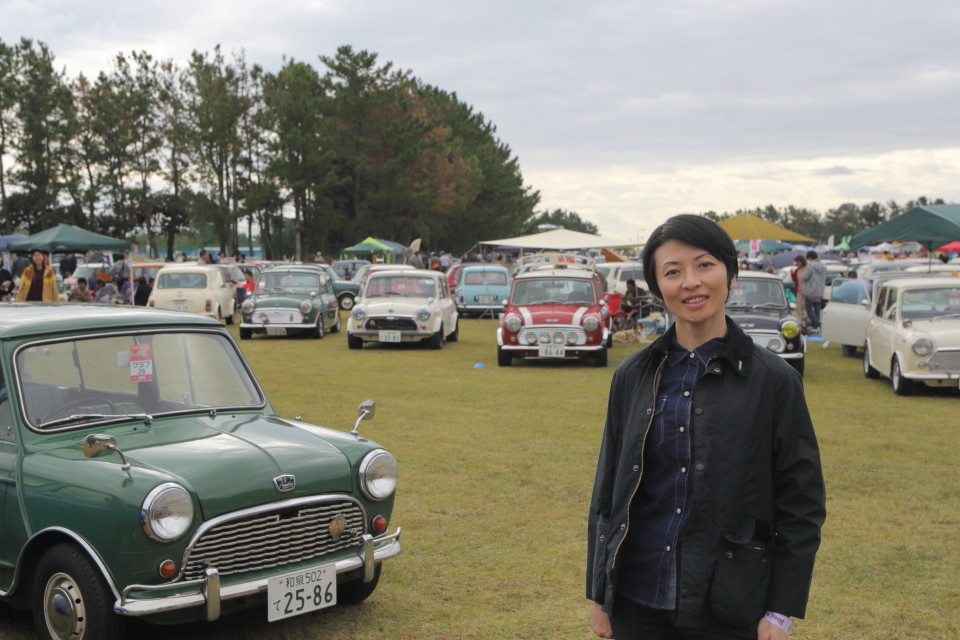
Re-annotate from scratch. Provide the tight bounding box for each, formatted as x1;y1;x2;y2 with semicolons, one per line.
1;315;957;639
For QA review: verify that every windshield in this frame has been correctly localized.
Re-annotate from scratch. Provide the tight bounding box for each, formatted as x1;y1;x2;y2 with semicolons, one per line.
365;275;438;298
157;272;208;289
463;271;508;286
17;331;262;430
510;278;596;305
256;272;323;294
727;279;787;308
901;287;960;320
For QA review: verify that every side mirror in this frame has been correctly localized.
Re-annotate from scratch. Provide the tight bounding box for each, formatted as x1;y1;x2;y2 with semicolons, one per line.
82;433;117;458
351;399;376;436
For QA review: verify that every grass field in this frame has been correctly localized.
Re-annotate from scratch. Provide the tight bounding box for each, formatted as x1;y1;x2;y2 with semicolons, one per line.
1;314;957;639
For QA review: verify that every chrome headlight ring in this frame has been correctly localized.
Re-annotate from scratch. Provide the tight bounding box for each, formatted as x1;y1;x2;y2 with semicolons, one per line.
241;300;255;314
583;316;600;332
359;449;398;501
416;307;431;321
299;300;313;315
504;315;522;333
781;320;800;339
912;335;934;356
141;483;194;542
352;306;367;321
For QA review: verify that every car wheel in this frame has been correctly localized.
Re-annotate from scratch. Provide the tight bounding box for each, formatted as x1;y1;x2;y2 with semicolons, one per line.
840;344;857;357
330;311;341;333
338;564;381;606
239;327;252;340
428;329;444;350
339;294;355;311
790;358;805;377
497;346;512;367
225;309;234;325
447;319;459;342
593;348;609;367
33;543;125;640
312;322;324;339
863;344;880;379
347;333;363;350
891;357;913;396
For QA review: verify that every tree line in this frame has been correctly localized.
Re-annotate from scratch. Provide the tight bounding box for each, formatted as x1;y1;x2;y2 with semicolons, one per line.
0;39;546;259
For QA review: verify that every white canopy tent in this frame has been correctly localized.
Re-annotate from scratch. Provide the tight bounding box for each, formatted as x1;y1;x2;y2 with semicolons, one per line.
479;228;640;251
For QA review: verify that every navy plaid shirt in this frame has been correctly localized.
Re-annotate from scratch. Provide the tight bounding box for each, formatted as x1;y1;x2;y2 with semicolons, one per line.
619;335;727;609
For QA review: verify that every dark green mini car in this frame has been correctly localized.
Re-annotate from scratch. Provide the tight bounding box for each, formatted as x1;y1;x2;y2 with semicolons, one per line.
0;304;401;639
239;266;342;339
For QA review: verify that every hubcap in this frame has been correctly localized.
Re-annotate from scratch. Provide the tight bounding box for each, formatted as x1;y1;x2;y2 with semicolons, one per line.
893;361;900;386
44;572;85;639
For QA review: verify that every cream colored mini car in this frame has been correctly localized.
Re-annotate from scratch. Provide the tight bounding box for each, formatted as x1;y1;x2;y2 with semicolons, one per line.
147;264;236;323
863;276;960;394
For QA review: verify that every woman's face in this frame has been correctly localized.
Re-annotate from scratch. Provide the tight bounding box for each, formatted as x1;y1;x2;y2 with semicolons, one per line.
32;251;45;268
653;239;731;329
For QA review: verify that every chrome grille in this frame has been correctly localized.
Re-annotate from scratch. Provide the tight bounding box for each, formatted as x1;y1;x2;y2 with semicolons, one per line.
745;330;785;353
255;308;304;323
365;317;418;331
182;499;366;581
927;349;960;373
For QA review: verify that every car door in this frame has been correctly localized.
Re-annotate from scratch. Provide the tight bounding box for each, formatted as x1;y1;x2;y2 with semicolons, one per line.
440;278;457;336
867;286;898;375
821;279;871;347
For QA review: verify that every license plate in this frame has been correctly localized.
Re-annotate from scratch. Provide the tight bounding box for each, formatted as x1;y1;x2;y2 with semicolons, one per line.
266;327;287;336
379;330;401;342
477;295;495;304
539;344;566;358
172;302;188;312
267;563;336;622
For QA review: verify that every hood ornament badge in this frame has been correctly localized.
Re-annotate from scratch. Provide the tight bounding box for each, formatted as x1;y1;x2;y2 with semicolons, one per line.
273;474;296;493
329;514;347;541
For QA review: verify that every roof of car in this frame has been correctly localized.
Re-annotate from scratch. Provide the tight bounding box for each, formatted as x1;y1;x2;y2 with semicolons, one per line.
513;268;597;281
0;303;222;340
735;271;779;280
156;264;224;273
874;276;960;289
368;268;443;279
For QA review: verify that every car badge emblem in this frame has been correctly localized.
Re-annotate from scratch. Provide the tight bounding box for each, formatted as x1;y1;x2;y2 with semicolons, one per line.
329;514;347;541
546;318;559;323
273;474;296;493
741;323;755;328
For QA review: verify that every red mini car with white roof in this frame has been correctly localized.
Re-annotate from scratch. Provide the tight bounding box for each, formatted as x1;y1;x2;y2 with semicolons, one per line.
497;268;610;366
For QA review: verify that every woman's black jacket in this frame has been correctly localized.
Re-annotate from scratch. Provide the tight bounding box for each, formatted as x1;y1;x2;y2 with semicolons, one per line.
586;318;826;636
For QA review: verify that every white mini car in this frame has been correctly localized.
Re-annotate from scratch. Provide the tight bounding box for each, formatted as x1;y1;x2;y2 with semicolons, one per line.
863;276;960;394
147;265;236;323
347;269;458;349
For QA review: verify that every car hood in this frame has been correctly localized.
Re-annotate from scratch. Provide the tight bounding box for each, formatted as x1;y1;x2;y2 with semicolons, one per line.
362;298;432;314
725;309;786;331
909;318;960;344
26;414;357;521
514;303;596;325
250;293;311;307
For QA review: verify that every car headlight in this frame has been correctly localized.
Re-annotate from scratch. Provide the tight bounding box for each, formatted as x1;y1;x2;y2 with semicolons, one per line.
781;320;800;339
299;300;313;315
524;332;538;345
504;315;522;333
416;307;431;321
766;336;786;353
141;483;193;542
912;336;934;356
241;300;254;314
583;316;600;332
352;306;366;321
359;449;397;501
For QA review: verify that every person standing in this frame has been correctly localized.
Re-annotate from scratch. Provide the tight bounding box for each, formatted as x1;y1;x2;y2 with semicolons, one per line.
59;251;78;278
791;255;807;331
15;250;59;302
801;251;826;334
133;276;152;306
0;255;13;300
587;215;825;640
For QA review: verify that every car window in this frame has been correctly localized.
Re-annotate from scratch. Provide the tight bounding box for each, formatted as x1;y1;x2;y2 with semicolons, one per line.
877;287;898;320
257;272;321;294
618;268;643;282
830;280;869;305
464;271;508;286
157;272;207;289
365;275;437;297
511;278;596;305
17;331;262;430
901;286;960;320
727;279;786;307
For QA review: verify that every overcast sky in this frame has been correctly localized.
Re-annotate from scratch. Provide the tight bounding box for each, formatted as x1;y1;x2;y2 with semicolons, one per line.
4;0;959;242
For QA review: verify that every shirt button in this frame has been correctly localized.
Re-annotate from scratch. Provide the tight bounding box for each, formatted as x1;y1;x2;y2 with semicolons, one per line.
678;426;685;432
676;508;682;514
714;367;721;373
694;407;703;415
680;466;687;473
633;465;639;472
696;463;704;471
665;545;672;551
621;524;626;530
682;390;690;397
688;353;695;359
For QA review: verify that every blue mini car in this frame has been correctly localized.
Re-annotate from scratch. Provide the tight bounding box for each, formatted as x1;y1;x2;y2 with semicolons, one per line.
455;264;511;317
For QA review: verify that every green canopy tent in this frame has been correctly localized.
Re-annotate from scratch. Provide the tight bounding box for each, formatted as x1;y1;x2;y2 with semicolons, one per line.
341;237;406;263
7;223;131;254
849;205;960;251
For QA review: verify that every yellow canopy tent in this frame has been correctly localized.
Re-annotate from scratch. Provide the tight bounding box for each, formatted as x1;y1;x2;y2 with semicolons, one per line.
718;213;814;242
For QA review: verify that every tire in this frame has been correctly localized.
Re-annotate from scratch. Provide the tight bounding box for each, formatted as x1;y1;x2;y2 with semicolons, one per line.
338;564;381;606
593;348;608;367
338;294;355;311
790;357;805;377
447;319;459;342
863;344;880;378
891;357;913;396
239;327;252;340
427;328;443;350
330;311;341;334
33;543;125;640
347;333;363;350
497;346;512;367
312;322;324;339
841;344;857;357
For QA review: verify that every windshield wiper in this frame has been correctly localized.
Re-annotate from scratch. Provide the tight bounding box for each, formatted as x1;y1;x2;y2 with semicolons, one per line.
752;303;785;310
40;413;154;429
931;313;960;321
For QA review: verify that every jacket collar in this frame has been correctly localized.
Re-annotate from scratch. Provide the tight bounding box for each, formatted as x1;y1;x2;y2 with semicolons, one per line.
643;317;753;377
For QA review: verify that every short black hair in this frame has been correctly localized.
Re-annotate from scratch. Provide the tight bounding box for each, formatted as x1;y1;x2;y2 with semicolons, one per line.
640;214;738;299
806;250;818;259
77;277;87;285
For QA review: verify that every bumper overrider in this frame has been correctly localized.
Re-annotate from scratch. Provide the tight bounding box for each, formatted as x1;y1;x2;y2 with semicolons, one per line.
115;529;401;620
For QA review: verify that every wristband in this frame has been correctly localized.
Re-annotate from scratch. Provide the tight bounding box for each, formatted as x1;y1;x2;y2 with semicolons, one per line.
764;611;793;633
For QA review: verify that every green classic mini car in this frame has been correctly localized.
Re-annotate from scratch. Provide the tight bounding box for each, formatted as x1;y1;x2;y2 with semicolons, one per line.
239;266;342;339
0;304;401;639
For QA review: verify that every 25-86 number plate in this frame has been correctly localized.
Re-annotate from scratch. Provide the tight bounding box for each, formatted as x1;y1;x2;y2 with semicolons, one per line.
267;563;336;622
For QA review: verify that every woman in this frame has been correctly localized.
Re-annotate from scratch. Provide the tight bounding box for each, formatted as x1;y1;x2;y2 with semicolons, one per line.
791;255;807;331
15;249;59;302
587;215;825;640
0;255;13;300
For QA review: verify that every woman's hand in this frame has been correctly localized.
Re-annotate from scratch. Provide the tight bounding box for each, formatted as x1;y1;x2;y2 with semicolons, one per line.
757;617;789;640
590;602;613;638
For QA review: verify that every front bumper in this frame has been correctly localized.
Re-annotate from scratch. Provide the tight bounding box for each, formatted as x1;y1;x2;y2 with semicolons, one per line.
240;322;316;330
115;528;401;620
